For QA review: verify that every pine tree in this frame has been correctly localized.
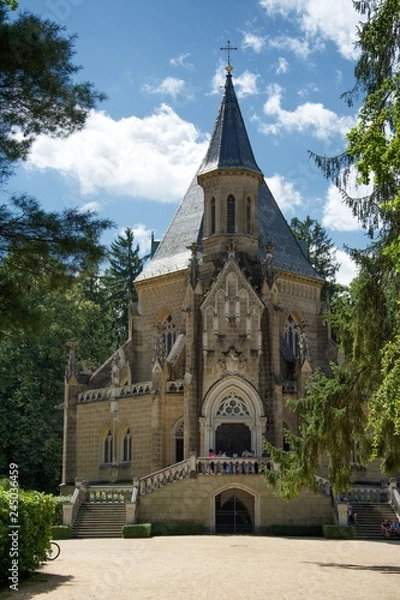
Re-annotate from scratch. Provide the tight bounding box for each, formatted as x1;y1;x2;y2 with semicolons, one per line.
102;229;145;345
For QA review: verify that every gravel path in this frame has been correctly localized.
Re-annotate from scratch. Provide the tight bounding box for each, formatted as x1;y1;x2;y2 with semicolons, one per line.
3;536;400;599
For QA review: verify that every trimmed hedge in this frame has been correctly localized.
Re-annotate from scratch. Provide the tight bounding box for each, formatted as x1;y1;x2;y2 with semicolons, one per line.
51;525;72;539
122;523;152;538
266;524;323;537
152;523;206;536
0;480;54;588
323;525;355;539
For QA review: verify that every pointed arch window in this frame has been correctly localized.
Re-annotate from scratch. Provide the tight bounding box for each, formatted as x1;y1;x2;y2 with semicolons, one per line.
210;197;216;235
246;196;252;234
103;430;114;464
284;314;300;359
162;315;176;356
122;428;132;463
227;194;236;234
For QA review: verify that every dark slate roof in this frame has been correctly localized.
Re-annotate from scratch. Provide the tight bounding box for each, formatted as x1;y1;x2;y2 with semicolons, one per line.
197;71;263;177
136;73;321;284
136;176;321;282
136;175;203;281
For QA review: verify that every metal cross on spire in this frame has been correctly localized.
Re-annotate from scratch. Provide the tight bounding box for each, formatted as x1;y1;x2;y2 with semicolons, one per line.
220;40;237;72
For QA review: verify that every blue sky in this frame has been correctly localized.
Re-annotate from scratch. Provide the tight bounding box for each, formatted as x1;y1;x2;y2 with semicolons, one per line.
11;0;371;284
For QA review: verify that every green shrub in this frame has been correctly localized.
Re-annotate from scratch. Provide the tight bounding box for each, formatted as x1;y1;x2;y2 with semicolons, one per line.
0;479;54;588
122;523;152;538
51;525;72;539
152;523;206;536
266;524;323;537
323;525;355;539
52;495;72;525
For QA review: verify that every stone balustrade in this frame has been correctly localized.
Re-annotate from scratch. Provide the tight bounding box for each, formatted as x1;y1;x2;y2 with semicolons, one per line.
78;381;152;403
138;460;192;497
88;485;132;503
62;480;88;526
196;456;273;476
166;380;184;393
344;485;387;504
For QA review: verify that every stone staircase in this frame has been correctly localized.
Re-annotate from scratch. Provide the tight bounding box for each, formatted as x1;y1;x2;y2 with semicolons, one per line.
73;503;126;538
353;503;398;540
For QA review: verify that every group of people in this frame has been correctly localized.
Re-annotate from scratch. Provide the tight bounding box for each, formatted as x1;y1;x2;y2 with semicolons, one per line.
381;518;400;539
205;448;258;474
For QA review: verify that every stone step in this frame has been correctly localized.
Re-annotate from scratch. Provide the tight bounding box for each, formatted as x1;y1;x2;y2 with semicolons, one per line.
350;503;398;539
73;503;126;539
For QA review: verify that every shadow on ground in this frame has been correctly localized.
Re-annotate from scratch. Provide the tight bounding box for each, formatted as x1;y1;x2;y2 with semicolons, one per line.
313;563;400;575
0;573;73;599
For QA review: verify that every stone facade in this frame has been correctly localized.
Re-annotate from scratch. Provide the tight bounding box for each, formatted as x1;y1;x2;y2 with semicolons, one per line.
62;68;343;530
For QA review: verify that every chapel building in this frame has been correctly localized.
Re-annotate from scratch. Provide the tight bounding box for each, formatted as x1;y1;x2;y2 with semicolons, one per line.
62;64;341;533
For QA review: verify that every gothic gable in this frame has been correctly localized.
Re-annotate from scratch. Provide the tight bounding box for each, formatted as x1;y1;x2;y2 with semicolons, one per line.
200;256;265;358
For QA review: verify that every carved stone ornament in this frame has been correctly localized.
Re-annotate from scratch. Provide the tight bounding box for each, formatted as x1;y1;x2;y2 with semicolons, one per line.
218;346;246;375
65;341;77;380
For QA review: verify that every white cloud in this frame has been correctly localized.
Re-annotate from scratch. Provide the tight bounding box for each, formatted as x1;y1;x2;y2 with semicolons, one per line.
26;107;209;203
209;62;259;97
336;248;358;285
127;223;153;254
297;82;319;98
265;174;303;212
260;0;360;60
276;57;289;75
261;83;355;139
235;71;260;97
142;77;189;100
268;35;315;60
241;32;266;54
322;185;362;232
170;53;193;69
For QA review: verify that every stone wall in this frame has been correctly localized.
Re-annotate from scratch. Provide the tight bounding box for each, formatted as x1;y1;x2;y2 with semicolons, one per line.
137;475;334;530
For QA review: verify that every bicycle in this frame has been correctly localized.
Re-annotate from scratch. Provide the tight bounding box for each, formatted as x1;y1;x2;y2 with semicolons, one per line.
46;541;61;561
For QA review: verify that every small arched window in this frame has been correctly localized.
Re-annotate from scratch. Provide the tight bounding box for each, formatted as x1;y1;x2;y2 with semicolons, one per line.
210;197;216;235
227;195;235;234
122;428;132;462
103;430;113;464
246;196;252;234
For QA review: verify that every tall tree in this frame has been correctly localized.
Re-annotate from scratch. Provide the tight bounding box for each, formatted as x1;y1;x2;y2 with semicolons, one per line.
290;216;339;291
0;7;112;332
0;277;116;493
102;229;145;345
265;0;400;496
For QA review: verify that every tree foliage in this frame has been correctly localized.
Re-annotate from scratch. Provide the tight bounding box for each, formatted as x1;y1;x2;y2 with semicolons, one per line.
102;229;145;345
0;7;105;182
0;278;116;493
267;0;400;496
290;216;339;298
0;8;112;333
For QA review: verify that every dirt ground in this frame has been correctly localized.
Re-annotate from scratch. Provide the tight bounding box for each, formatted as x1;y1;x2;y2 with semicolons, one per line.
1;536;399;600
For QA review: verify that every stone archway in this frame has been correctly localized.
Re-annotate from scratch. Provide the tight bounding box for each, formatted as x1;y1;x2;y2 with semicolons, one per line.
201;377;266;456
215;487;254;534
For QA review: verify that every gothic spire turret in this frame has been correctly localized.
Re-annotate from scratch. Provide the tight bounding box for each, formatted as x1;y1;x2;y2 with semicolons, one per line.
197;70;263;180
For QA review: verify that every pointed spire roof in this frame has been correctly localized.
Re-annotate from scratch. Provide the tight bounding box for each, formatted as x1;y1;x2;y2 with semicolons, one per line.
197;70;263;178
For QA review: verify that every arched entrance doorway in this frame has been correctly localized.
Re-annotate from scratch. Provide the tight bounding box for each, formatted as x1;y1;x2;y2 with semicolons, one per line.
215;423;251;457
215;488;254;534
